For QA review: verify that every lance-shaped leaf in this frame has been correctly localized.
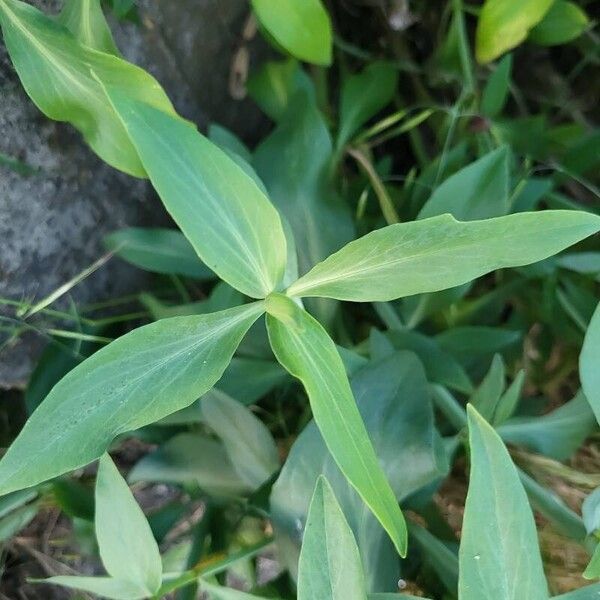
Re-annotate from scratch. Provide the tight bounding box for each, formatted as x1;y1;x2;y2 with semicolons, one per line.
298;476;367;600
287;211;600;302
459;405;549;600
57;0;119;55
106;91;287;299
581;302;600;424
96;454;162;592
251;0;332;66
0;303;264;495
266;293;407;556
0;0;174;177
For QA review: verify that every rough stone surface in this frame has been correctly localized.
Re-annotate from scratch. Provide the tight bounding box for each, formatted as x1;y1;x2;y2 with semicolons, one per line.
0;0;267;388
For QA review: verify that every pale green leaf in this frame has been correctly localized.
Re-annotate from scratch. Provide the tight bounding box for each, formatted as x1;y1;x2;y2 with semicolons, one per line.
39;576;150;600
105;228;214;280
469;354;505;422
475;0;554;63
200;390;279;488
585;544;600;580
529;1;589;46
0;303;264;495
581;302;600;424
57;0;119;55
265;293;407;556
337;62;398;150
418;147;511;221
460;405;549;599
105;90;288;299
493;370;525;425
288;211;600;302
251;0;332;66
129;433;250;498
0;0;174;177
497;391;596;460
583;487;600;535
271;352;447;589
0;503;39;542
298;476;367;600
95;454;161;593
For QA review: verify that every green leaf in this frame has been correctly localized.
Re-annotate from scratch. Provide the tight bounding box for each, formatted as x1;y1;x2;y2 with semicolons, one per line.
271;352;447;589
475;0;554;63
105;228;214;280
200;390;279;488
57;0;119;55
585;543;600;580
265;294;407;556
460;405;549;599
288;211;600;302
0;303;264;494
493;370;525;425
201;580;274;600
39;576;150;600
469;354;505;422
554;583;600;599
251;0;332;66
408;523;458;595
481;54;513;118
582;302;600;424
129;432;250;497
0;0;174;177
419;147;511;221
384;330;473;393
518;469;586;541
529;1;589;46
583;487;600;535
255;91;354;321
497;391;596;460
105;91;288;299
247;58;315;122
95;454;161;593
0;503;39;542
337;62;398;150
298;476;367;600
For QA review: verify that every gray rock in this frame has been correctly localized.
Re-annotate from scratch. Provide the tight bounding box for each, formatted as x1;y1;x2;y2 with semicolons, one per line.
0;0;267;388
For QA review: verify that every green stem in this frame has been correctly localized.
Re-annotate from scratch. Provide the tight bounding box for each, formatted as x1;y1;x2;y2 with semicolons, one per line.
430;384;467;431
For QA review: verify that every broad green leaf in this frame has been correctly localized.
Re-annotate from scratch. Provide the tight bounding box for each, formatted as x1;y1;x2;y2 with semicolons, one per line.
57;0;119;55
582;303;600;424
95;454;161;593
106;91;287;299
288;211;600;302
247;59;315;122
556;253;600;278
529;1;589;46
251;0;332;66
384;330;473;393
497;391;596;460
475;0;554;63
266;294;407;556
469;354;505;421
200;390;279;488
481;54;512;118
461;406;549;599
129;433;250;497
105;228;214;280
271;352;447;589
208;124;252;164
254;91;354;322
0;303;264;495
519;469;586;541
39;576;150;600
0;0;174;177
418;147;511;221
337;62;398;150
298;476;367;600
